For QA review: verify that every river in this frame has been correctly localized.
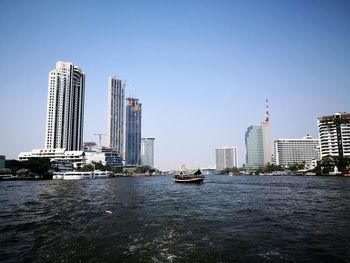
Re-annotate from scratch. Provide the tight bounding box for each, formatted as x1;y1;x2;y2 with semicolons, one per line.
0;175;349;262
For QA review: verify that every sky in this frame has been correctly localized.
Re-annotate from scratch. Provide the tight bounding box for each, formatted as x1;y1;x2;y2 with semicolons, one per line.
0;0;349;170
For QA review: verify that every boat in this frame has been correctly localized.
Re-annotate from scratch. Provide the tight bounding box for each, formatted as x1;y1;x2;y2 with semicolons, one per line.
93;170;110;179
52;172;64;180
62;171;93;180
173;169;204;183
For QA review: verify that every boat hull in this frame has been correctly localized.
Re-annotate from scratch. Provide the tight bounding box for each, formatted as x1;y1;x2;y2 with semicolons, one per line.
173;177;204;184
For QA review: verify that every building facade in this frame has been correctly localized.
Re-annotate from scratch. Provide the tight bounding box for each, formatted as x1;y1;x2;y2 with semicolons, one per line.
18;148;86;169
216;147;238;170
125;98;142;165
274;136;320;167
141;138;155;167
318;112;350;158
245;100;271;169
107;76;125;157
0;155;5;169
245;125;264;168
45;61;85;151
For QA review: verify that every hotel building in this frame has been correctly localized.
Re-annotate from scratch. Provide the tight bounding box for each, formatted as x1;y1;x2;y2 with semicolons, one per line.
274;136;320;167
318;112;350;158
45;61;85;151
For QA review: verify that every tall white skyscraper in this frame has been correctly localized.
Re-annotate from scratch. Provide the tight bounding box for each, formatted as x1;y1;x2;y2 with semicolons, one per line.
107;76;125;157
216;147;238;170
141;138;155;167
45;61;85;151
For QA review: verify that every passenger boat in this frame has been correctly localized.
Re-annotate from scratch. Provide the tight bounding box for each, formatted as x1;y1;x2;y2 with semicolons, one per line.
173;169;204;183
52;172;64;180
93;170;110;179
62;171;93;180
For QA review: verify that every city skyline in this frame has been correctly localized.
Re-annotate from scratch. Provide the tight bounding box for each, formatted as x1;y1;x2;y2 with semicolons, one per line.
0;1;349;170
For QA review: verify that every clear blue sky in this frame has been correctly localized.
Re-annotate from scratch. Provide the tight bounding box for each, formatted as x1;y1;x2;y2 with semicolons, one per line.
0;0;349;170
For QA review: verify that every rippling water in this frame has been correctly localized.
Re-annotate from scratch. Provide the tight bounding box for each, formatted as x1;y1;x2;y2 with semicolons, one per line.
0;175;349;262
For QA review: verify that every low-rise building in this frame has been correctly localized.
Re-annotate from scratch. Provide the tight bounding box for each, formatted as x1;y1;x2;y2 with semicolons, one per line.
18;148;86;168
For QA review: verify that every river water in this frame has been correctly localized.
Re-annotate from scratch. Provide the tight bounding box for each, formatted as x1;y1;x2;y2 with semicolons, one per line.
0;175;349;262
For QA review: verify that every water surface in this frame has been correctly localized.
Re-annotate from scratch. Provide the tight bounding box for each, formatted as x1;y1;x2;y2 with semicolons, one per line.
0;175;349;262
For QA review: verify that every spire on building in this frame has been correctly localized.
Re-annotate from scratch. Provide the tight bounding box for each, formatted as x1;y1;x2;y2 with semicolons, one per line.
265;98;269;122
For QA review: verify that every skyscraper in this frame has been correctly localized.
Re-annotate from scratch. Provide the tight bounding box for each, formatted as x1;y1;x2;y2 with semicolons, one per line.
245;125;264;168
45;61;85;151
318;112;350;159
245;99;271;168
107;76;125;157
216;147;238;170
125;97;142;165
141;138;155;167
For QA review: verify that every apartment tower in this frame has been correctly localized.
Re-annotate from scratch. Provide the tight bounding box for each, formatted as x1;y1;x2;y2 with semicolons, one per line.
107;76;125;157
45;61;85;151
125;97;142;165
141;138;155;167
216;147;238;170
318;112;350;159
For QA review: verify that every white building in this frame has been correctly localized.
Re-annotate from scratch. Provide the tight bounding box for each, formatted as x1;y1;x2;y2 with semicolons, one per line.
141;138;155;167
216;147;238;170
45;61;85;151
318;112;350;159
274;136;320;167
18;148;86;168
107;76;125;157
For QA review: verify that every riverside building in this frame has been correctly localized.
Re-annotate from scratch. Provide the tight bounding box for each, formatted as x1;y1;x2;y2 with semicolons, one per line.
107;76;125;158
18;148;85;169
141;138;155;167
45;61;85;151
125;97;142;165
318;112;350;158
245;100;271;169
216;147;238;170
274;136;320;167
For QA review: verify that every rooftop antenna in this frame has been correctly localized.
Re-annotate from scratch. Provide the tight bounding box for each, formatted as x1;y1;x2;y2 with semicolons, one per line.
264;99;269;123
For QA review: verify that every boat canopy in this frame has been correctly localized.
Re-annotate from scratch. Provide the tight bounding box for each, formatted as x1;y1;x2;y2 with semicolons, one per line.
175;169;202;176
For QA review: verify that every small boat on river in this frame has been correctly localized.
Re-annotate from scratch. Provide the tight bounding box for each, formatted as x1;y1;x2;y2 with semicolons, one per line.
173;169;204;183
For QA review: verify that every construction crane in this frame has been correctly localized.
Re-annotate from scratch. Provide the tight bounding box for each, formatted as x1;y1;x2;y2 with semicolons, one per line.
93;133;106;147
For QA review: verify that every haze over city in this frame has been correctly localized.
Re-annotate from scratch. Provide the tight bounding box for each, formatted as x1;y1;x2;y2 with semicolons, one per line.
0;0;349;170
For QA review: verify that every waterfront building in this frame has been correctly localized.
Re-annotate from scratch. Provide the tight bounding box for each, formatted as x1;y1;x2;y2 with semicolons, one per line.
245;100;271;169
245;125;264;169
125;97;142;165
0;155;5;169
141;138;155;167
18;148;85;168
85;152;123;167
107;76;125;157
45;61;85;151
318;112;350;158
215;147;238;170
274;136;320;167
